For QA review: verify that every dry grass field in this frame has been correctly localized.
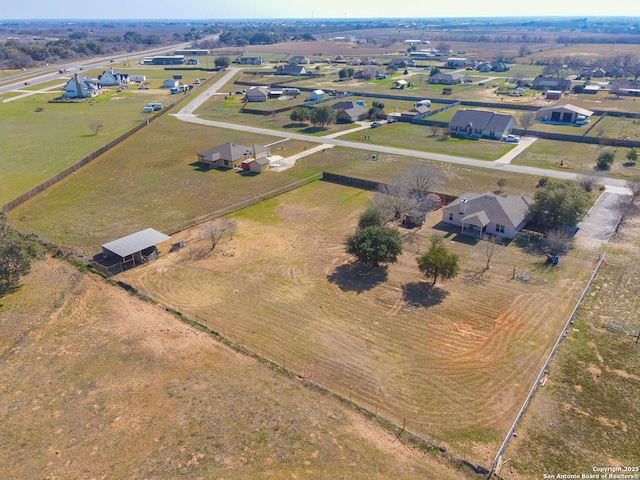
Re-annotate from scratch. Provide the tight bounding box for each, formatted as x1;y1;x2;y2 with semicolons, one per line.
117;180;596;467
501;214;640;479
0;256;477;479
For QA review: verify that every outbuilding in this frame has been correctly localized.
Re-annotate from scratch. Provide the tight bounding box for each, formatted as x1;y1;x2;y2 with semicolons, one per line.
101;228;172;268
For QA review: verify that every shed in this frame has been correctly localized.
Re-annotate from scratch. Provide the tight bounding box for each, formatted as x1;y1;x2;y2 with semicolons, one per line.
163;79;180;89
310;89;325;101
101;228;172;266
545;90;562;100
250;157;270;173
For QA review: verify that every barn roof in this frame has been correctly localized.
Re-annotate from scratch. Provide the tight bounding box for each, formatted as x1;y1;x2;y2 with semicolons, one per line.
102;228;171;258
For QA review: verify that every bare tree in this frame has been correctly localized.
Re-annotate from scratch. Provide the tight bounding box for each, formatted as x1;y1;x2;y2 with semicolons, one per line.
496;178;507;193
90;121;104;136
396;163;443;202
430;125;441;137
612;197;636;234
519;111;536;133
202;219;236;253
483;235;498;272
545;228;573;254
575;170;602;192
373;185;409;220
625;176;640;201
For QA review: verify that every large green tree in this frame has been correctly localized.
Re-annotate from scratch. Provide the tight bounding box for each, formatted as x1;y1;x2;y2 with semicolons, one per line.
417;243;460;285
309;104;336;128
289;107;310;124
0;215;36;295
357;205;386;230
214;56;230;69
346;226;402;267
529;180;590;228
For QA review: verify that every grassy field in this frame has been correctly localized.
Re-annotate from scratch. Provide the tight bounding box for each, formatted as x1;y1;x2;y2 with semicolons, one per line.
0;256;475;480
503;214;640;478
511;138;640;176
116;180;595;468
341;122;516;161
0;79;191;205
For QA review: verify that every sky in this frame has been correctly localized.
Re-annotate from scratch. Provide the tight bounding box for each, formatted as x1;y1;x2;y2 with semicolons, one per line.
2;0;640;20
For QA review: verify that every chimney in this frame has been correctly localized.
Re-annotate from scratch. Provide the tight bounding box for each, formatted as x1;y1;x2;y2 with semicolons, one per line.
459;198;467;214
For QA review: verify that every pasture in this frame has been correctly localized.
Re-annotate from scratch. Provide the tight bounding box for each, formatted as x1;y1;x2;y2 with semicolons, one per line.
503;215;640;478
117;180;595;467
0;256;473;480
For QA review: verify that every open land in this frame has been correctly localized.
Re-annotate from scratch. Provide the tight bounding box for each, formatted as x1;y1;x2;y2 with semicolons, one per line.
115;180;596;466
2;20;640;479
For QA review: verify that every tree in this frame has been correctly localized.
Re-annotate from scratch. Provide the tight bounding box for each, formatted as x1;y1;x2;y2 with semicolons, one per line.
357;205;386;230
90;121;104;136
368;101;386;120
483;235;497;271
625;176;640;201
396;163;443;203
596;150;615;170
289;107;310;124
346;226;402;267
309;104;336;128
202;219;235;253
0;215;36;295
214;56;230;69
545;227;573;254
519;111;536;132
417;243;460;285
529;180;590;228
496;178;507;193
626;148;638;164
373;185;409;220
575;170;602;192
612;197;636;234
338;67;354;79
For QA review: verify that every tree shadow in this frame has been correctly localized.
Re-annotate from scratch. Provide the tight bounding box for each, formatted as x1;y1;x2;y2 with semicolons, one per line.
283;122;308;129
402;281;448;308
189;161;211;172
327;262;388;293
300;126;328;134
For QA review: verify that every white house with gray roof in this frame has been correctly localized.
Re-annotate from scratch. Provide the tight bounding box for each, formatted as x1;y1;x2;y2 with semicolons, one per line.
449;109;515;140
442;193;533;239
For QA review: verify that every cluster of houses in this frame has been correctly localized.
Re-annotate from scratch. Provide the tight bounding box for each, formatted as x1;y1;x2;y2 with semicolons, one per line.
63;69;147;99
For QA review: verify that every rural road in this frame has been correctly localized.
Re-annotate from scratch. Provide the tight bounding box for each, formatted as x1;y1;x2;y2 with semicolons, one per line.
174;72;632;191
174;69;632;244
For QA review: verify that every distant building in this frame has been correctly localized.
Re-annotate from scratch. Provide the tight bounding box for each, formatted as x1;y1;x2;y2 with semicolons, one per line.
142;55;185;65
197;143;271;169
174;49;209;56
98;68;130;86
64;73;100;98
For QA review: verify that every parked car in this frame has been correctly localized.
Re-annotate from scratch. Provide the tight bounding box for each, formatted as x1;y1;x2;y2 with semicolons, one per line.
387;117;398;123
492;83;499;87
502;134;520;143
138;85;149;90
478;82;485;86
370;121;382;128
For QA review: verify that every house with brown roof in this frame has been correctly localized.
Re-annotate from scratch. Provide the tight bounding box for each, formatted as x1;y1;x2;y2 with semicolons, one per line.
197;143;271;169
331;101;369;123
399;105;431;122
442;193;532;239
428;73;462;85
449;109;515;140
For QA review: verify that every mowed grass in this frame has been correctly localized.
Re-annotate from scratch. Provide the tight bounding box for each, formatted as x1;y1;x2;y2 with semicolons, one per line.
0;87;174;204
504;231;640;478
6;110;542;256
118;180;595;467
342;122;516;160
512;138;640;176
0;257;474;480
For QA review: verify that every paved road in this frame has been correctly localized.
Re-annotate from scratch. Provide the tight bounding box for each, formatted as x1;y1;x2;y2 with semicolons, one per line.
576;190;631;243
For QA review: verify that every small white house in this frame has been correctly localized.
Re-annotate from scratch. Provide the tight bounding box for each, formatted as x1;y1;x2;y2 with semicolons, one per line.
98;68;130;87
310;89;325;101
162;79;180;89
129;75;146;83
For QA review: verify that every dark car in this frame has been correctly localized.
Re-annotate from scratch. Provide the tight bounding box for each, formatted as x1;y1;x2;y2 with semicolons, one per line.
370;121;382;128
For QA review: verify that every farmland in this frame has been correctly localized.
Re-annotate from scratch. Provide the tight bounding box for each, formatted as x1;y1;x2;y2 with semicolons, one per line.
117;180;595;466
0;256;474;479
2;17;640;479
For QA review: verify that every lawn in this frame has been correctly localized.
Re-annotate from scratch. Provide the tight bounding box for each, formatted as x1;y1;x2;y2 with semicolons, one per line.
511;138;640;176
117;180;595;468
342;122;516;161
0;89;174;205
